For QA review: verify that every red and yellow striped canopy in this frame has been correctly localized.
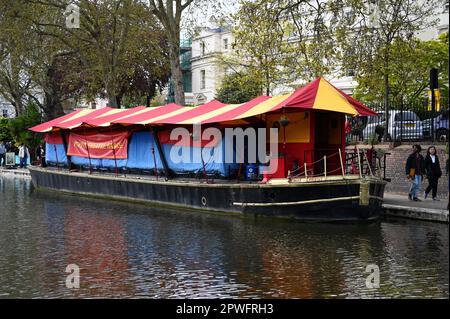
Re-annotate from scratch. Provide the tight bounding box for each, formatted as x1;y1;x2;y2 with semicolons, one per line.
30;77;377;133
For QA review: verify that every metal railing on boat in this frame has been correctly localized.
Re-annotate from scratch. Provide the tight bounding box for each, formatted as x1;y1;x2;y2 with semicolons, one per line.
288;147;386;183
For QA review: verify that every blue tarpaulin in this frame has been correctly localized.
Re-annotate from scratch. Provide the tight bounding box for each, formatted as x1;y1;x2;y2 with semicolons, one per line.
45;143;67;164
46;130;239;177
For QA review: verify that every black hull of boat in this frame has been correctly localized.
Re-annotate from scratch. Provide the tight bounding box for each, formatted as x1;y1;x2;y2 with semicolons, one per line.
29;167;386;222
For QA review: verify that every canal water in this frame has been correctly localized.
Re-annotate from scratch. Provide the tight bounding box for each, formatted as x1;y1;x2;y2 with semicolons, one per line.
0;176;448;298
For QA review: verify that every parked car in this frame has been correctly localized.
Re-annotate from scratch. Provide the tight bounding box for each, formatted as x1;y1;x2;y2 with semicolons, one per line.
422;111;449;142
362;110;423;141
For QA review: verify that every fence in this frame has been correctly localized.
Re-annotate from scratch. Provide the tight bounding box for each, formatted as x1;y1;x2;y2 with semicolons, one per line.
347;98;449;143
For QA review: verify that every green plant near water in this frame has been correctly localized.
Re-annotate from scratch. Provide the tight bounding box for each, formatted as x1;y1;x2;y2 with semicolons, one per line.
7;103;43;152
0;117;12;142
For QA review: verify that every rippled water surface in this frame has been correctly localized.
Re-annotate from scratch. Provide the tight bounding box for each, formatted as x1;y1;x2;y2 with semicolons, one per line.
0;176;448;298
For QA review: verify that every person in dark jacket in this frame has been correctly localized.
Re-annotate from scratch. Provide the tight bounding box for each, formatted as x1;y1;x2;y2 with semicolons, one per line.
405;144;425;201
424;146;442;200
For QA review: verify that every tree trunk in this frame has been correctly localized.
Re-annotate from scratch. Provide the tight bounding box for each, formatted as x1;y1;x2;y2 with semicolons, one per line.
107;94;119;108
10;93;24;117
169;40;185;106
43;64;65;120
44;91;64;121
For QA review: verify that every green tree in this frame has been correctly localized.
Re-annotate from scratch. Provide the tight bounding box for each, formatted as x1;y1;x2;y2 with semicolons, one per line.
0;0;32;116
216;71;263;104
353;32;449;107
0;0;170;118
337;0;439;140
0;117;12;142
229;0;337;96
7;102;42;151
30;0;170;108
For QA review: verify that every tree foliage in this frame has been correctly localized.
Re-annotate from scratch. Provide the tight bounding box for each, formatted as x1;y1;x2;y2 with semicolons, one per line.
228;0;338;95
0;117;12;142
7;102;42;150
353;32;449;105
335;0;439;139
0;0;171;120
216;71;263;104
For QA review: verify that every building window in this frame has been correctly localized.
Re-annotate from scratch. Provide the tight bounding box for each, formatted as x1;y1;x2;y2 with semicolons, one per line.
223;38;228;50
200;70;206;89
2;110;7;118
200;42;206;56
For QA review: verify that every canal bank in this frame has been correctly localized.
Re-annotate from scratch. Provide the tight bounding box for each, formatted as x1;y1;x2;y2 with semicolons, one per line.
0;168;31;178
383;193;449;223
1;168;448;223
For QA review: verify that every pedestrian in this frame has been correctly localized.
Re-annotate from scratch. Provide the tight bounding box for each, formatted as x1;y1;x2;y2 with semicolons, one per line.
405;144;425;201
424;146;442;201
446;150;449;210
18;143;30;169
36;143;46;167
0;141;6;167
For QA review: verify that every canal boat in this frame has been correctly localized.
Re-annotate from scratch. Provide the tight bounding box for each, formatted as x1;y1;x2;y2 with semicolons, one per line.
29;77;386;221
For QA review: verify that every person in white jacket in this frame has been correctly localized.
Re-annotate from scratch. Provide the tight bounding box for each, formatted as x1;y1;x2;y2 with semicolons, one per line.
19;144;30;168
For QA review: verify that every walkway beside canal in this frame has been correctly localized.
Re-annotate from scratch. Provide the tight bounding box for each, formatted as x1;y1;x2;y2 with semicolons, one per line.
1;167;448;223
383;193;449;223
0;167;31;178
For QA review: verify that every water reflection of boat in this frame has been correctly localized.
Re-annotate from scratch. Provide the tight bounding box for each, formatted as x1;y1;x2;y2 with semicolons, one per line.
55;203;134;296
29;77;385;222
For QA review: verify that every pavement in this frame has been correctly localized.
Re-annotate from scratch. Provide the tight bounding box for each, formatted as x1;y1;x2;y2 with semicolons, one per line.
0;167;31;177
384;193;448;210
383;193;448;223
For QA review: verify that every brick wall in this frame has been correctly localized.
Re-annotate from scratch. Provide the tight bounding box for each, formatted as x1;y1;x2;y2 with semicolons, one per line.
347;144;449;199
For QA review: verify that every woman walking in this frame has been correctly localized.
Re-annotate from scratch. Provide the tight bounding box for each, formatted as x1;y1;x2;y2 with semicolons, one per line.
424;146;442;200
405;144;425;201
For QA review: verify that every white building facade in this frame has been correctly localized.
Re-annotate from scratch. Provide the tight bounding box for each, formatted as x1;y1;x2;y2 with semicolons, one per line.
0;97;15;118
191;27;234;104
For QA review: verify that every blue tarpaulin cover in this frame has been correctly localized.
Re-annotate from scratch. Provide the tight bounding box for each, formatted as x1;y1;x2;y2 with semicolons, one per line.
46;131;239;177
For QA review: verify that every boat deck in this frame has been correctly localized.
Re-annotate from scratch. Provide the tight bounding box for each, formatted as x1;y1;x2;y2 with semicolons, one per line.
32;165;366;186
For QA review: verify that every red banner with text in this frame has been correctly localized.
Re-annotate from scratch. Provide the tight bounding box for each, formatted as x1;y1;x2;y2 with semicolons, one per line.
68;131;129;159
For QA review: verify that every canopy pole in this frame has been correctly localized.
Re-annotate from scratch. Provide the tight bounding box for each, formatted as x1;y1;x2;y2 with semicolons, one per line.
59;130;71;170
83;127;93;175
109;126;118;177
53;144;59;170
150;126;171;180
338;148;345;178
364;150;374;176
356;146;362;178
282;107;287;178
200;146;209;183
149;126;158;180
